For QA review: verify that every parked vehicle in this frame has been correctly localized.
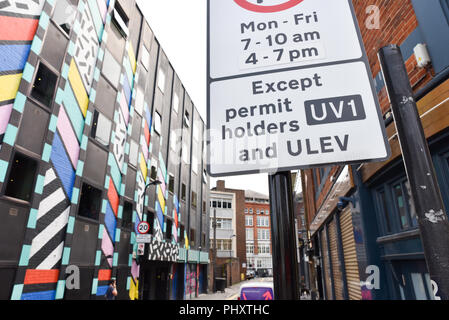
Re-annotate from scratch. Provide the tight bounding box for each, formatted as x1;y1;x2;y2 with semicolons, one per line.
238;282;274;300
246;270;255;280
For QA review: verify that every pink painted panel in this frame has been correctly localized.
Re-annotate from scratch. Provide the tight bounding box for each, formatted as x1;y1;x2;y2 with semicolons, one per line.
97;0;107;22
57;106;80;169
0;104;13;135
101;228;114;267
119;90;129;125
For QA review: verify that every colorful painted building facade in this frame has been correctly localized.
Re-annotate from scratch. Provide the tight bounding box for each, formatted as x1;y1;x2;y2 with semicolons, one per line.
0;0;209;300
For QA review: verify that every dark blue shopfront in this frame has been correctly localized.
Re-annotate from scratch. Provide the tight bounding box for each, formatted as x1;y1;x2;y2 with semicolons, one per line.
355;129;449;300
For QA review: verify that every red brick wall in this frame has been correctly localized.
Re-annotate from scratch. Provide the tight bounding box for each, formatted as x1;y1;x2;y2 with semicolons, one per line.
353;0;433;114
245;202;271;254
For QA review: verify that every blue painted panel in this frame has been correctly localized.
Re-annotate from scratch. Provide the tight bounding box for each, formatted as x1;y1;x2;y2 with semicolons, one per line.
21;290;56;300
96;285;108;296
155;200;164;230
104;202;117;242
411;0;449;73
51;131;75;199
0;44;30;72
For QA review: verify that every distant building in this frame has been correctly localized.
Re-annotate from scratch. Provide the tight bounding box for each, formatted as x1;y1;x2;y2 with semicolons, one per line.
210;180;247;286
244;190;272;277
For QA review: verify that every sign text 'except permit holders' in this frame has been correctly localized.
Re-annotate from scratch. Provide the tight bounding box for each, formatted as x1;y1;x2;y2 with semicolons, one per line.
207;0;390;177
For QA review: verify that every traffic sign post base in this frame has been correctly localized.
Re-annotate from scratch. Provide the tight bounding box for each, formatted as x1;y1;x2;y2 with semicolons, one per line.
268;171;300;300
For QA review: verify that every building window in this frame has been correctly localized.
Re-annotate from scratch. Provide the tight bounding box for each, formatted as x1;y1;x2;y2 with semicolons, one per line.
77;183;102;221
150;164;157;181
257;229;270;240
141;45;150;71
181;183;186;201
154;112;162;135
112;0;129;38
172;92;179;114
246;228;254;241
5;153;38;202
168;174;175;194
191;191;197;208
202;169;208;184
170;131;177;151
245;216;253;227
129;140;139;167
158;68;166;93
122;201;133;230
190;229;195;247
244;208;248;213
91;111;112;147
52;0;78;35
166;219;173;241
215;218;232;230
249;208;253;214
31;62;58;108
184;110;190;128
375;177;418;235
246;244;254;254
203;201;206;214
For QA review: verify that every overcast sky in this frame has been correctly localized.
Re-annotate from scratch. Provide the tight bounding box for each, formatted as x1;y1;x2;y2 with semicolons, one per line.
136;0;269;195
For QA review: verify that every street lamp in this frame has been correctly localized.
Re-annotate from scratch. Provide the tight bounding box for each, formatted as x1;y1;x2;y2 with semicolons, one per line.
229;234;236;286
138;179;162;300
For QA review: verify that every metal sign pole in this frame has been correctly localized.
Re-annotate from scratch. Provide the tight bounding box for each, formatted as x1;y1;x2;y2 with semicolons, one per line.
379;45;449;300
268;171;300;300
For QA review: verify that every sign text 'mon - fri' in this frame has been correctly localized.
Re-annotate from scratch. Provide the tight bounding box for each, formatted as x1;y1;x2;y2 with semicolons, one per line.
207;0;390;177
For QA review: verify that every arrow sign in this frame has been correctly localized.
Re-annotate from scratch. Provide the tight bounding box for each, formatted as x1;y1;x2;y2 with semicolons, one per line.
262;290;273;300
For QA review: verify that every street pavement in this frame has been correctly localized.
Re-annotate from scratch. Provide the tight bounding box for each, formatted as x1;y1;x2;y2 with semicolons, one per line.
193;278;274;300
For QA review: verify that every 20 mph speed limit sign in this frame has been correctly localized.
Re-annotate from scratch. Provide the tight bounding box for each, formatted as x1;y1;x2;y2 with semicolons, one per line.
207;0;390;177
137;222;150;235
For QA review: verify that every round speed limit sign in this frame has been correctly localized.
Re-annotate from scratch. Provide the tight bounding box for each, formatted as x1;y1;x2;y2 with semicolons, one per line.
137;222;150;234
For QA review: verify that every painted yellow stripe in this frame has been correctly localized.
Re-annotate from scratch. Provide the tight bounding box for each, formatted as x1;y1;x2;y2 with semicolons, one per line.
129;279;138;300
128;43;137;74
68;59;89;117
0;73;22;102
157;186;165;213
139;153;147;180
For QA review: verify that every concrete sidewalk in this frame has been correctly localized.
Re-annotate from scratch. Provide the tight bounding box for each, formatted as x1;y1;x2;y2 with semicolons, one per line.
192;281;247;300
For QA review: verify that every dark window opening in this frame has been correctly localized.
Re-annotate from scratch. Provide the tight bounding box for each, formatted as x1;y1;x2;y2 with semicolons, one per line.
5;153;38;202
150;165;157;181
217;200;221;208
122;201;133;230
180;225;185;244
181;183;186;201
191;191;197;208
184;110;190;128
166;219;173;241
77;183;102;221
212;201;217;208
30;62;58;108
168;174;175;194
190;229;195;247
147;211;154;235
203;201;206;214
379;190;392;233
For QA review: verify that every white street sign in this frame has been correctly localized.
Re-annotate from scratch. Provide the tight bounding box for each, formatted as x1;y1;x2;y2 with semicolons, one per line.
136;234;152;243
207;0;390;176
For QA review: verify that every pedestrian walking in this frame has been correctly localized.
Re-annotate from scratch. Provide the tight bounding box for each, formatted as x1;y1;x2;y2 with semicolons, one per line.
105;280;118;300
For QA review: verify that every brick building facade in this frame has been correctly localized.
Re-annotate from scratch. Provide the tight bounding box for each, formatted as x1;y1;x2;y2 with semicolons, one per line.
302;0;449;300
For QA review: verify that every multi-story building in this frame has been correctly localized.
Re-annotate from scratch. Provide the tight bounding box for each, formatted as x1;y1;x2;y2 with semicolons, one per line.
210;180;246;285
209;189;238;287
301;0;449;300
0;0;209;300
244;190;272;277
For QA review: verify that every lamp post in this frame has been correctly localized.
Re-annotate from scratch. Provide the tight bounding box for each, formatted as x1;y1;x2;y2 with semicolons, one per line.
138;179;162;300
229;234;236;286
